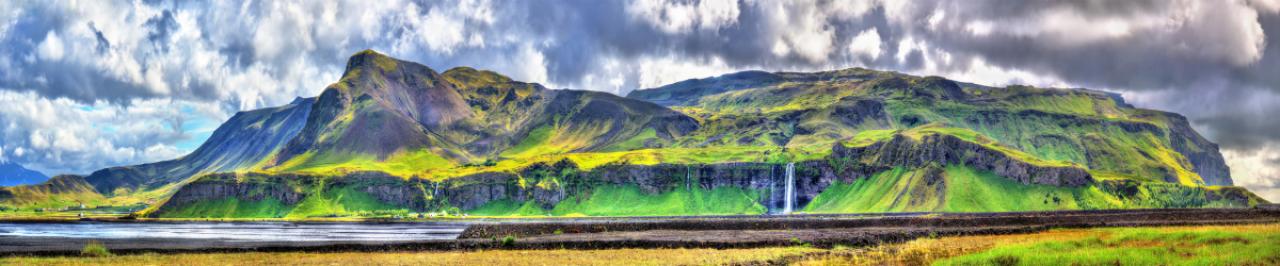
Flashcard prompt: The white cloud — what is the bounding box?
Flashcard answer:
[764,1,837,64]
[847,28,882,61]
[627,0,741,34]
[636,55,735,89]
[419,5,467,54]
[1224,146,1280,202]
[36,31,64,61]
[0,91,204,175]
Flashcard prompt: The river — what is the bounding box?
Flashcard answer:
[0,221,467,242]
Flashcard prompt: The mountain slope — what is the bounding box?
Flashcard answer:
[0,175,105,209]
[628,69,1233,186]
[264,50,698,176]
[0,162,49,187]
[84,97,313,195]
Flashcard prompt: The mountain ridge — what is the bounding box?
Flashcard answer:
[1,49,1258,217]
[0,162,49,187]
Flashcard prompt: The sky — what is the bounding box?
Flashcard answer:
[0,0,1277,201]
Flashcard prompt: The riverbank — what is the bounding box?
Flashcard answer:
[5,223,1277,266]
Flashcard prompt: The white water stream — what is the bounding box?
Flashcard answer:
[783,162,795,214]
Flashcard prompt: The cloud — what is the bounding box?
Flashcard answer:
[847,28,882,62]
[627,0,741,34]
[0,91,200,174]
[36,30,64,60]
[1224,145,1280,202]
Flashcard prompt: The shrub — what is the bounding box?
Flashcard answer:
[81,242,112,257]
[502,235,517,247]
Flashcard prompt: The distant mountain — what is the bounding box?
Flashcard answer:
[0,162,48,187]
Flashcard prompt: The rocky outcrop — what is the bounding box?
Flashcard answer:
[834,134,1094,186]
[1164,114,1233,186]
[156,173,308,210]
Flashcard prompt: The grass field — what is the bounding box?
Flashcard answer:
[0,247,819,266]
[802,165,1122,213]
[468,184,767,217]
[798,223,1280,265]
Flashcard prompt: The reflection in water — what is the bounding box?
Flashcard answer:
[0,222,467,242]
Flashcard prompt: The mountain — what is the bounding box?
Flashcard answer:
[628,68,1234,187]
[0,162,49,187]
[0,175,104,209]
[2,50,1263,217]
[262,50,697,177]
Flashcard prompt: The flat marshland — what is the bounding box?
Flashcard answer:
[3,223,1277,265]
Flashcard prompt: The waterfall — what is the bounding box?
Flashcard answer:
[783,162,795,214]
[685,166,691,191]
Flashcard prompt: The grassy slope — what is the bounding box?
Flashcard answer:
[802,164,1242,213]
[156,198,291,218]
[154,179,412,219]
[469,185,766,217]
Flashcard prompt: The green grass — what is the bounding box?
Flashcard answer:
[803,165,1124,213]
[602,128,659,151]
[156,197,291,218]
[501,125,557,158]
[468,185,766,217]
[940,165,1117,211]
[80,241,112,257]
[936,226,1280,265]
[269,148,453,178]
[802,167,915,213]
[285,184,405,218]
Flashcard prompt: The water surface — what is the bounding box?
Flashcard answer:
[0,222,467,242]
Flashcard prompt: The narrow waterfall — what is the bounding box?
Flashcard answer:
[685,166,691,191]
[783,162,795,214]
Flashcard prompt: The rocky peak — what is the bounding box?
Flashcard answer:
[344,49,399,74]
[443,67,516,89]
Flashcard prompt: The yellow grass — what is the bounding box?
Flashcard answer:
[2,247,820,266]
[796,223,1280,266]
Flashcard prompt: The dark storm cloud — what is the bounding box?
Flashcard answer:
[88,22,110,53]
[144,9,176,49]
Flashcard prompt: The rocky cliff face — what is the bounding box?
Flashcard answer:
[1163,114,1233,186]
[157,173,309,209]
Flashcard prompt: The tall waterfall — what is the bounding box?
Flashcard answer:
[685,166,691,191]
[783,162,795,214]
